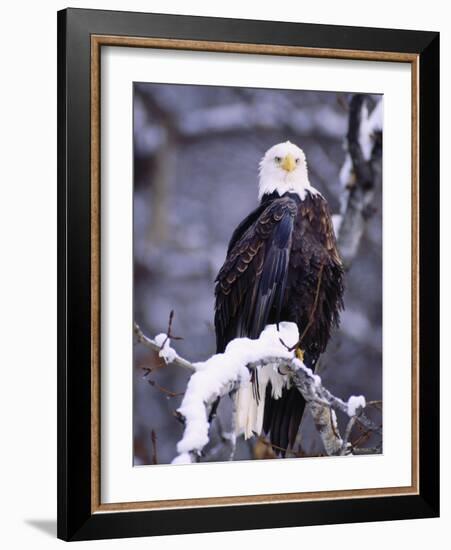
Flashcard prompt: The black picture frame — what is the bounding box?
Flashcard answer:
[57,7,439,541]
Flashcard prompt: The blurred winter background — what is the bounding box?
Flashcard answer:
[133,83,383,465]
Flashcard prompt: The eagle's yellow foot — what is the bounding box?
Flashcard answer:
[295,348,305,362]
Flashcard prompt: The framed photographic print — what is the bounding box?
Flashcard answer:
[57,7,439,541]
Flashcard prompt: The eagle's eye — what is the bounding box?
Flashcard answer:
[274,156,282,163]
[295,158,300,164]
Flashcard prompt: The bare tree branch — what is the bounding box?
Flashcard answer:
[151,429,158,465]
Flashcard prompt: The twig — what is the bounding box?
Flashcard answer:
[159,310,183,351]
[141,365,184,398]
[134,322,194,372]
[151,429,158,465]
[351,422,382,450]
[147,379,184,398]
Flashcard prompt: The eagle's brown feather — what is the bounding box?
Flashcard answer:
[214,191,344,454]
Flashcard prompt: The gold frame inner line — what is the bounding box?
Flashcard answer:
[90,35,420,514]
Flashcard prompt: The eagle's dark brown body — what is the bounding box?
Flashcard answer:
[214,190,344,454]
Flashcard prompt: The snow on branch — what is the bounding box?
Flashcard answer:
[135,322,382,463]
[335,94,383,268]
[134,321,194,372]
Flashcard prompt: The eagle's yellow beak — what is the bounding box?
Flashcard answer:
[281,153,296,172]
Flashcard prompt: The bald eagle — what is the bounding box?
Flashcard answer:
[214,141,344,456]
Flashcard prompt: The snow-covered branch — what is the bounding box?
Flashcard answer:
[335,94,383,268]
[135,322,381,463]
[134,322,194,372]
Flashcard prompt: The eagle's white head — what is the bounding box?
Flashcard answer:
[258,141,318,201]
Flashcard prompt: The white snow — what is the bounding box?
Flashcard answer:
[221,431,236,443]
[347,395,366,417]
[359,99,383,161]
[332,213,343,236]
[331,408,339,431]
[171,452,193,465]
[172,322,299,462]
[339,98,383,191]
[154,333,178,364]
[339,155,353,189]
[369,99,383,133]
[292,358,321,387]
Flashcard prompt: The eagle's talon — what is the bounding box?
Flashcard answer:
[295,348,305,362]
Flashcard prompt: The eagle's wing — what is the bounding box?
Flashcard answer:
[225,201,269,256]
[215,197,297,352]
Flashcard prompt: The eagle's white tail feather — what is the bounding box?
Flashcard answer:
[234,365,288,439]
[235,382,264,439]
